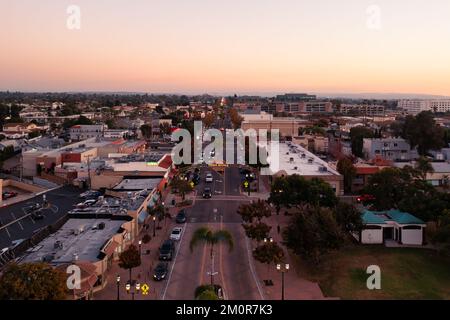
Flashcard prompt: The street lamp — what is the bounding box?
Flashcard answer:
[276,263,289,300]
[116,275,120,300]
[153,216,156,237]
[138,240,142,255]
[263,237,273,243]
[126,282,141,300]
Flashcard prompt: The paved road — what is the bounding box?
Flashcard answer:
[0,186,82,249]
[163,167,263,300]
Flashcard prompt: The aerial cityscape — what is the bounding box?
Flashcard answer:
[1,0,450,310]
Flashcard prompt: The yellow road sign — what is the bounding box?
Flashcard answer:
[141,283,149,295]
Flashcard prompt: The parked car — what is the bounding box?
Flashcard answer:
[75,199,97,208]
[170,227,183,241]
[159,240,175,261]
[205,173,213,183]
[175,210,187,224]
[153,262,169,281]
[79,190,101,200]
[357,194,376,204]
[192,174,200,185]
[2,191,18,200]
[31,211,45,220]
[202,187,212,199]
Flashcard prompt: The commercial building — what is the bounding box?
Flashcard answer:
[241,113,311,138]
[275,93,317,102]
[363,138,418,161]
[268,141,344,195]
[398,99,450,115]
[358,209,426,245]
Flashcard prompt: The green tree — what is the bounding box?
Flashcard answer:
[170,176,194,200]
[242,222,272,243]
[190,227,233,285]
[334,202,363,233]
[118,244,141,283]
[237,200,272,223]
[0,263,67,300]
[414,156,434,180]
[197,289,219,300]
[336,157,357,194]
[140,124,152,139]
[252,242,285,271]
[283,205,344,265]
[350,126,374,157]
[268,175,338,209]
[401,112,445,155]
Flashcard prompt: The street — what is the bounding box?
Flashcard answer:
[162,166,264,300]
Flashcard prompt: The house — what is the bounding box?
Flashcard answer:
[70,124,107,141]
[358,209,426,245]
[363,138,419,161]
[0,139,21,152]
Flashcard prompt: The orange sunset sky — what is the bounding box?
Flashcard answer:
[1,0,450,96]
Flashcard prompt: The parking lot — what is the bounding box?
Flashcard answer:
[0,186,83,249]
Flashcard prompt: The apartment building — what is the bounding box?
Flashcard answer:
[339,104,385,116]
[363,138,418,161]
[398,99,450,115]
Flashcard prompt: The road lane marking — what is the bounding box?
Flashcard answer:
[245,236,265,300]
[219,215,228,300]
[161,222,186,300]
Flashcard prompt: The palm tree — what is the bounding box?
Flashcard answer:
[415,156,434,180]
[190,227,234,285]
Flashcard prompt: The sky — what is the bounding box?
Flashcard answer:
[1,0,450,96]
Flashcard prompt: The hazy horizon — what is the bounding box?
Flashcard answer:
[2,0,450,96]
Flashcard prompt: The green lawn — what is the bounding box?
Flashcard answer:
[292,246,450,300]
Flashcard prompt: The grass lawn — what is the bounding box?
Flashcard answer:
[292,246,450,299]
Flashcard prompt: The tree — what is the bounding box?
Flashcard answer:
[336,157,357,194]
[237,200,271,223]
[118,244,141,283]
[283,205,344,265]
[334,202,363,233]
[0,262,67,300]
[242,222,272,243]
[140,124,152,139]
[203,112,216,128]
[252,242,285,271]
[268,175,338,210]
[228,108,243,129]
[195,285,219,300]
[190,227,233,285]
[401,112,445,155]
[350,126,374,158]
[170,176,194,200]
[159,122,172,136]
[415,156,434,180]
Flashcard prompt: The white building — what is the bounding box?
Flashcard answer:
[359,210,426,246]
[363,138,418,161]
[70,124,107,141]
[398,99,450,115]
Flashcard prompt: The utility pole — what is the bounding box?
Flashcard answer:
[86,154,93,189]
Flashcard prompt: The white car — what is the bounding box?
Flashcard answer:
[205,173,213,183]
[170,227,183,241]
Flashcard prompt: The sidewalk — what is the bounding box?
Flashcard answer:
[251,210,327,300]
[93,189,196,300]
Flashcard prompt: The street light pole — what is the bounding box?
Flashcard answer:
[116,275,120,300]
[153,216,156,237]
[276,263,289,300]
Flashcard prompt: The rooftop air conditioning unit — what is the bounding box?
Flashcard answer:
[54,241,63,250]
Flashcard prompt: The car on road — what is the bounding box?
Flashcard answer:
[31,211,45,220]
[75,199,97,208]
[153,262,169,281]
[159,239,175,261]
[175,210,187,223]
[192,173,200,185]
[79,190,101,200]
[210,150,215,157]
[2,191,18,200]
[205,173,213,183]
[202,187,212,199]
[170,227,183,241]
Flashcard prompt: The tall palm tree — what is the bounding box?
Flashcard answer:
[415,156,434,180]
[190,227,234,285]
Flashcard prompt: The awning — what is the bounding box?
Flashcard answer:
[138,209,149,224]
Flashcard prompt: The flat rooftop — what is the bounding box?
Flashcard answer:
[270,141,340,176]
[113,178,161,191]
[21,218,124,264]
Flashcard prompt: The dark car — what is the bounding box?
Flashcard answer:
[192,174,200,185]
[202,187,212,199]
[153,262,169,281]
[79,190,101,200]
[31,211,45,220]
[2,191,18,200]
[159,240,175,261]
[176,210,187,223]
